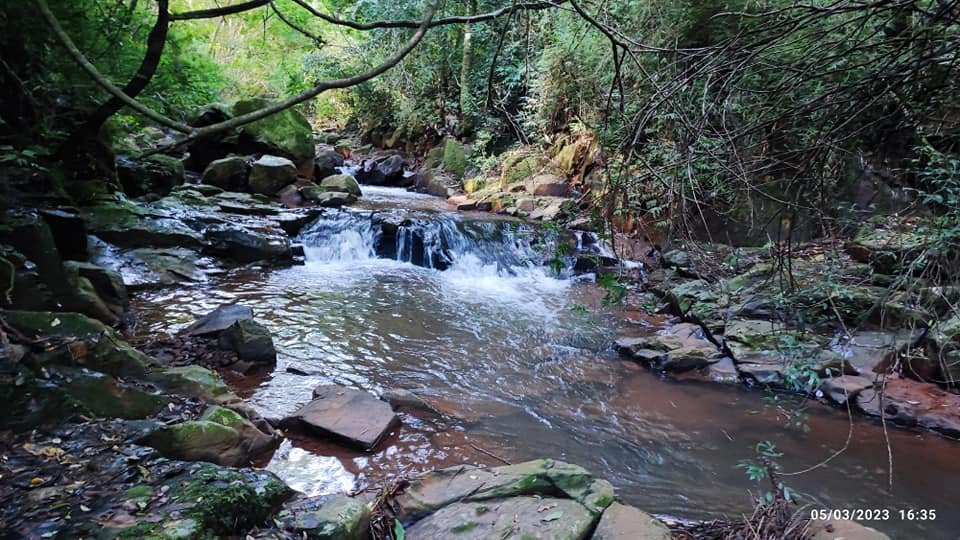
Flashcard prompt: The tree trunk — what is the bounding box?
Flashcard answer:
[458,0,478,135]
[59,0,171,158]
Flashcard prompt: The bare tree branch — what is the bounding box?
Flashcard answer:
[170,0,270,21]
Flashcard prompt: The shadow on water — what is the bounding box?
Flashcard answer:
[134,188,959,538]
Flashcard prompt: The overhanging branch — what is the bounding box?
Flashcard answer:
[170,0,271,21]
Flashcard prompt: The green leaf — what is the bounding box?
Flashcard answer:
[393,519,405,540]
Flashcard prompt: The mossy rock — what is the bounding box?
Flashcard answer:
[442,139,467,179]
[2,310,153,377]
[60,367,165,419]
[500,154,545,190]
[278,495,371,540]
[425,145,445,169]
[318,174,362,197]
[147,365,231,402]
[114,463,292,539]
[233,98,314,166]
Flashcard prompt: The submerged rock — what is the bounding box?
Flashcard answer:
[281,385,399,451]
[593,502,671,540]
[382,388,440,416]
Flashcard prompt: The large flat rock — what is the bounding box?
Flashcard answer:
[184,304,254,336]
[404,497,595,540]
[592,502,671,540]
[282,385,399,451]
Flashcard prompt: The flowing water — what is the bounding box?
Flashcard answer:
[134,186,959,538]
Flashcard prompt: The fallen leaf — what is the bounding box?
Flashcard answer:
[541,511,563,522]
[29,477,44,487]
[80,504,91,512]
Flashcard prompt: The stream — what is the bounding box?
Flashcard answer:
[133,186,958,538]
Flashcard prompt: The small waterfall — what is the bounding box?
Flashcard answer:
[298,211,380,262]
[298,209,560,274]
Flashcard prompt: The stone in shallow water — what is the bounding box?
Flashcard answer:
[282,385,399,451]
[820,375,873,405]
[592,502,671,540]
[856,376,960,437]
[217,319,277,364]
[184,304,254,336]
[277,495,370,540]
[404,497,595,540]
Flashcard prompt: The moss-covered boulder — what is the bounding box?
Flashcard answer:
[404,496,596,540]
[2,311,153,377]
[318,174,362,197]
[113,463,293,539]
[397,459,614,521]
[500,152,545,190]
[142,405,278,466]
[79,197,204,249]
[277,495,371,540]
[147,365,232,402]
[234,98,315,168]
[217,319,277,365]
[442,139,467,179]
[59,367,165,419]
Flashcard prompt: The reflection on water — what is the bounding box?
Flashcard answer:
[132,189,959,538]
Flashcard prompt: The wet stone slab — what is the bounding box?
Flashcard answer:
[281,385,399,451]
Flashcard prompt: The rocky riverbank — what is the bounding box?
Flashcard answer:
[0,117,917,538]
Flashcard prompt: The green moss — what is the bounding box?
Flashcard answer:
[443,139,467,179]
[173,467,291,535]
[451,521,479,533]
[125,484,155,502]
[233,98,314,164]
[200,405,245,429]
[117,520,163,539]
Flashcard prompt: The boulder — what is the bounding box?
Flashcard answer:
[201,156,250,191]
[233,98,315,167]
[833,330,922,375]
[313,149,345,180]
[404,497,595,540]
[59,367,164,419]
[529,198,576,222]
[593,503,671,540]
[397,459,614,520]
[500,153,544,190]
[248,155,298,195]
[355,155,406,185]
[281,385,399,451]
[38,208,87,260]
[2,311,152,377]
[217,319,277,365]
[616,323,722,372]
[705,356,740,383]
[442,139,466,179]
[526,173,570,197]
[276,495,371,540]
[205,223,292,263]
[300,188,357,208]
[142,405,278,466]
[116,154,185,197]
[318,174,362,197]
[516,198,537,213]
[184,304,254,336]
[63,261,127,314]
[107,462,292,538]
[857,376,960,437]
[148,365,232,402]
[820,375,873,405]
[80,198,204,249]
